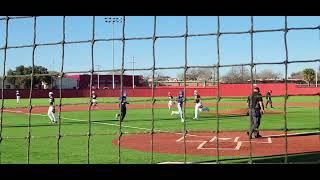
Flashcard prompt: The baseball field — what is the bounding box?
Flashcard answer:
[0,95,319,164]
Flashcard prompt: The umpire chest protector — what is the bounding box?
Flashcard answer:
[249,92,262,109]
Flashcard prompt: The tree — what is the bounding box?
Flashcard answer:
[177,68,214,81]
[256,69,282,80]
[221,66,251,83]
[6,65,52,89]
[303,68,315,87]
[290,71,304,79]
[143,71,168,86]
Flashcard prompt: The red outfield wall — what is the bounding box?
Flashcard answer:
[2,83,319,99]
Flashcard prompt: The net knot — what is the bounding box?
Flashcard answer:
[57,134,62,140]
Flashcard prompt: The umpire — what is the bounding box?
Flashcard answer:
[247,87,265,139]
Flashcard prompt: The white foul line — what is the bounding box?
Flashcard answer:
[234,136,240,142]
[4,109,218,139]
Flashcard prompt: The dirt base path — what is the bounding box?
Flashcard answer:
[113,131,320,157]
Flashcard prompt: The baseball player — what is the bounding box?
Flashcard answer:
[168,92,174,110]
[91,91,97,107]
[171,90,184,122]
[247,87,265,139]
[48,92,58,124]
[116,92,129,122]
[193,90,202,120]
[16,90,20,104]
[265,90,273,108]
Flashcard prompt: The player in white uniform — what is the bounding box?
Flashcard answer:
[192,90,210,119]
[48,92,58,124]
[16,90,20,104]
[168,92,174,110]
[91,91,97,106]
[193,90,202,120]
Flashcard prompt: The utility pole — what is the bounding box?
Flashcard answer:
[128,57,136,89]
[95,65,101,89]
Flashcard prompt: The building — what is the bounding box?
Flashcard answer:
[64,74,146,89]
[52,77,78,89]
[247,78,307,84]
[0,78,15,89]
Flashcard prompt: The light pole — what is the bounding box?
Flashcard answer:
[51,59,54,89]
[105,17,123,89]
[316,62,319,87]
[95,65,101,89]
[254,65,257,84]
[128,56,136,89]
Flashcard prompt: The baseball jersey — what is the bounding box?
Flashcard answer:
[92,93,97,99]
[194,94,201,103]
[49,97,55,106]
[16,92,20,97]
[168,95,173,101]
[177,95,184,106]
[248,92,263,109]
[119,96,128,108]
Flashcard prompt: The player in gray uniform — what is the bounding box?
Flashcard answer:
[171,91,185,122]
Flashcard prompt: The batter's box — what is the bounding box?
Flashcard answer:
[176,135,213,143]
[197,136,242,150]
[236,136,272,144]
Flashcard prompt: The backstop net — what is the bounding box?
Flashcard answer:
[0,16,319,164]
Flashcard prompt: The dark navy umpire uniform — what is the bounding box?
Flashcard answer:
[247,88,264,139]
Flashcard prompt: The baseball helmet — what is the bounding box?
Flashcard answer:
[179,90,184,95]
[49,92,53,95]
[254,87,260,92]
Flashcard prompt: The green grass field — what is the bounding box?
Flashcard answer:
[0,96,319,164]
